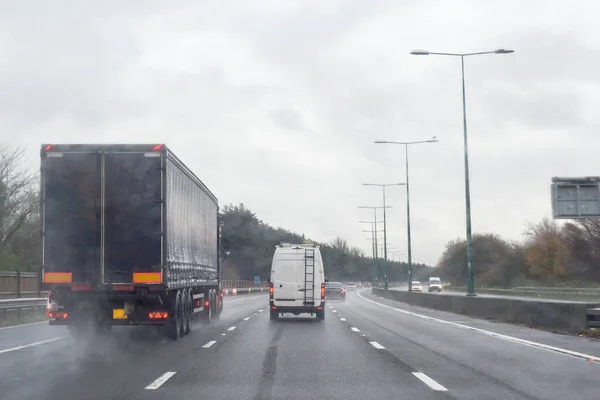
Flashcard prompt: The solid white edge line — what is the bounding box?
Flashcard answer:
[227,326,236,331]
[202,340,217,348]
[358,291,600,363]
[370,341,385,349]
[145,371,177,390]
[0,337,64,355]
[412,372,448,391]
[0,321,47,331]
[350,327,360,332]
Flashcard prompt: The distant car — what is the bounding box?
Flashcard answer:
[411,281,422,292]
[428,277,442,292]
[363,282,371,288]
[325,282,346,301]
[346,282,357,291]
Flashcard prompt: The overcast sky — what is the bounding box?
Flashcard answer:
[2,0,600,265]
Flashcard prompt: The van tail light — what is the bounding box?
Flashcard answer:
[269,282,274,300]
[321,283,325,300]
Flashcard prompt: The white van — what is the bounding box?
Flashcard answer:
[269,243,326,321]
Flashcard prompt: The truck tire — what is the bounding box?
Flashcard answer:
[201,291,212,324]
[183,289,191,335]
[212,291,221,321]
[167,291,182,341]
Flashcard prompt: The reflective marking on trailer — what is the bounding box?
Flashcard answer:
[145,372,177,390]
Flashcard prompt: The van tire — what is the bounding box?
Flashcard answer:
[316,310,325,321]
[269,309,278,321]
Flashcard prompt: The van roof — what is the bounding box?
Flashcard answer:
[277,243,319,249]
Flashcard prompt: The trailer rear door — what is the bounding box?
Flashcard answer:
[42,152,101,283]
[103,152,163,284]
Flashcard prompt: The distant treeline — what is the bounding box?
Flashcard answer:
[220,203,431,282]
[432,218,600,288]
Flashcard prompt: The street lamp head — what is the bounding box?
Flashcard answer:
[410,49,430,55]
[495,49,514,54]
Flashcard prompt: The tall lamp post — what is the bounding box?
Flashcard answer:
[359,205,391,286]
[359,220,384,284]
[410,48,514,296]
[362,183,405,289]
[374,138,437,291]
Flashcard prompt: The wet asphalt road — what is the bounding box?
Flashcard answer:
[0,290,598,400]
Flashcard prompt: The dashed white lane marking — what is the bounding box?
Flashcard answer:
[227,326,236,331]
[357,291,600,363]
[258,309,264,312]
[350,327,360,332]
[202,340,217,348]
[340,318,346,321]
[0,337,64,355]
[243,317,250,321]
[221,333,226,336]
[370,341,385,349]
[145,372,177,390]
[412,372,448,391]
[332,310,337,313]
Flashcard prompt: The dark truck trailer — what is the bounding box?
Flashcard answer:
[40,144,225,340]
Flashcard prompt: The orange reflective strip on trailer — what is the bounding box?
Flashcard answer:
[43,272,72,283]
[132,272,162,284]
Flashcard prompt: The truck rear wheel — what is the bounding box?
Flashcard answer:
[167,292,182,341]
[201,291,212,324]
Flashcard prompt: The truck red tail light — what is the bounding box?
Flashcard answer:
[269,282,274,300]
[321,283,325,300]
[48,311,68,319]
[340,289,345,295]
[204,300,210,308]
[148,311,168,319]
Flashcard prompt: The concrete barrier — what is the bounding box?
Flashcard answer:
[372,288,600,331]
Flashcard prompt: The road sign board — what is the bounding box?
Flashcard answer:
[551,177,600,219]
[253,276,260,284]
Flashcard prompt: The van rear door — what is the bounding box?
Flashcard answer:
[272,249,301,306]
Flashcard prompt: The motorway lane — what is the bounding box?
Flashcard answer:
[338,290,599,400]
[0,294,268,400]
[142,305,437,400]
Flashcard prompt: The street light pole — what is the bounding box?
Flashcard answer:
[361,184,404,290]
[373,140,437,291]
[359,219,384,284]
[359,206,391,286]
[410,48,514,296]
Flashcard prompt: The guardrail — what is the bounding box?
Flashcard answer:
[0,285,266,321]
[0,298,47,320]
